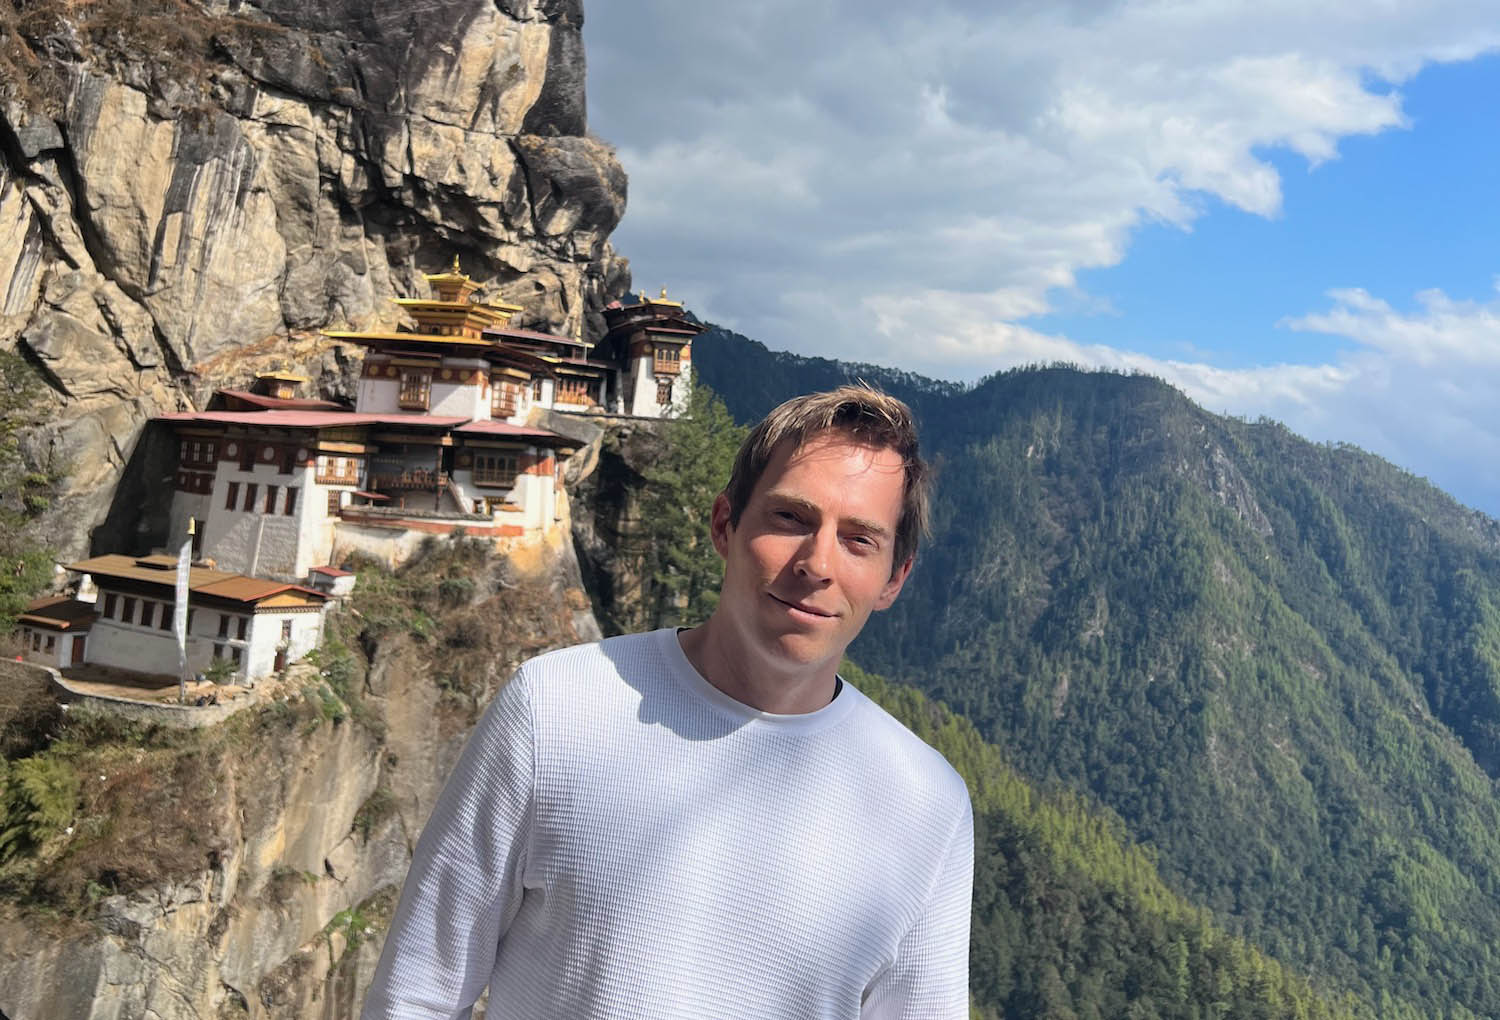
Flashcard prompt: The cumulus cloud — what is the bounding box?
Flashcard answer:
[583,1,1500,509]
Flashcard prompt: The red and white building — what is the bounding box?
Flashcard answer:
[155,263,712,580]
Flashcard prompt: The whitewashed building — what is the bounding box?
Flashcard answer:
[15,596,96,669]
[39,555,331,683]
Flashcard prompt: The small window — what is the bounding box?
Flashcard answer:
[281,619,293,642]
[473,452,520,487]
[226,481,239,510]
[218,613,230,639]
[159,605,173,632]
[532,378,543,400]
[243,483,258,512]
[327,490,343,515]
[657,379,673,405]
[103,593,117,618]
[121,597,136,625]
[44,635,54,653]
[231,647,243,667]
[213,642,224,661]
[264,484,278,513]
[206,442,216,461]
[31,632,40,651]
[491,379,518,418]
[284,487,298,516]
[236,616,247,641]
[398,370,431,410]
[179,440,189,460]
[139,602,155,629]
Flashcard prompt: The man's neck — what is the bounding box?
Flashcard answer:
[676,619,840,715]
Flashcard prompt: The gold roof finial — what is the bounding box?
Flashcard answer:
[659,286,668,299]
[452,254,462,274]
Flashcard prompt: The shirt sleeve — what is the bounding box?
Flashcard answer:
[361,667,537,1020]
[861,794,975,1020]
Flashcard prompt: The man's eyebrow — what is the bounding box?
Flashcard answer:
[763,491,892,538]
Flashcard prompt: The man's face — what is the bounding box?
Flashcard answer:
[710,430,912,682]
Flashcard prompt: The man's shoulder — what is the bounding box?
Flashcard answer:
[512,630,670,701]
[519,631,653,675]
[842,684,972,813]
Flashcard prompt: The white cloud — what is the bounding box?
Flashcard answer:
[583,1,1500,509]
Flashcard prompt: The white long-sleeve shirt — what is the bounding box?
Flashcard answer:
[363,628,973,1019]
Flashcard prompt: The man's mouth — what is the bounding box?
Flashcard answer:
[768,593,836,618]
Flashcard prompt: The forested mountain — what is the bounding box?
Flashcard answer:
[694,330,1500,1018]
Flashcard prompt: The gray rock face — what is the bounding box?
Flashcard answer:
[0,0,629,561]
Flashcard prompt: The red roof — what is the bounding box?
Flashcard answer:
[18,595,98,631]
[454,421,569,442]
[309,565,354,577]
[215,389,347,411]
[158,410,470,429]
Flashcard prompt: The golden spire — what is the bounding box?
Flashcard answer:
[660,286,669,299]
[452,254,461,274]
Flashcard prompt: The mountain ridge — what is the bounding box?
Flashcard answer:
[694,328,1500,1017]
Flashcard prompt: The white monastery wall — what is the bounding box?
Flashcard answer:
[203,460,317,579]
[627,356,656,417]
[242,610,324,681]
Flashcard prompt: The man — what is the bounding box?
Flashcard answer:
[364,386,973,1019]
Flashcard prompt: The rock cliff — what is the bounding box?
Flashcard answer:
[0,527,600,1019]
[0,0,629,562]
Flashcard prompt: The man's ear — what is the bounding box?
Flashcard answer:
[875,556,913,611]
[709,491,732,560]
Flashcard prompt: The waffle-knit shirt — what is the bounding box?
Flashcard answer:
[362,628,973,1019]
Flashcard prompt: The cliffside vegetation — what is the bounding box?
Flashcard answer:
[855,661,1393,1020]
[695,333,1500,1018]
[0,349,58,632]
[0,0,265,114]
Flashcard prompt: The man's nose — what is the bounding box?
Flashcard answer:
[795,526,836,583]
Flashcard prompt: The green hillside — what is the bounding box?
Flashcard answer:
[694,333,1500,1017]
[856,660,1392,1020]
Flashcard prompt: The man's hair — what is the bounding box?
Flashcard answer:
[723,385,930,568]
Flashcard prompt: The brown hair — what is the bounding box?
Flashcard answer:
[723,385,930,569]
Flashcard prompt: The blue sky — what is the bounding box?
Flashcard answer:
[1037,56,1500,370]
[584,4,1500,513]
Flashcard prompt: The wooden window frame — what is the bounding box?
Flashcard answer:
[472,452,520,488]
[284,487,298,516]
[398,370,432,411]
[226,481,239,510]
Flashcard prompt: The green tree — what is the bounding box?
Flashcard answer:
[638,374,746,628]
[0,349,55,631]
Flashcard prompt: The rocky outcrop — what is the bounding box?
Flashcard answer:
[0,530,599,1019]
[0,0,630,562]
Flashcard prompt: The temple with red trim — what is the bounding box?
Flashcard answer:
[157,261,706,580]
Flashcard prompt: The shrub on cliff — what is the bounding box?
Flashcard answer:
[0,350,56,631]
[0,755,79,862]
